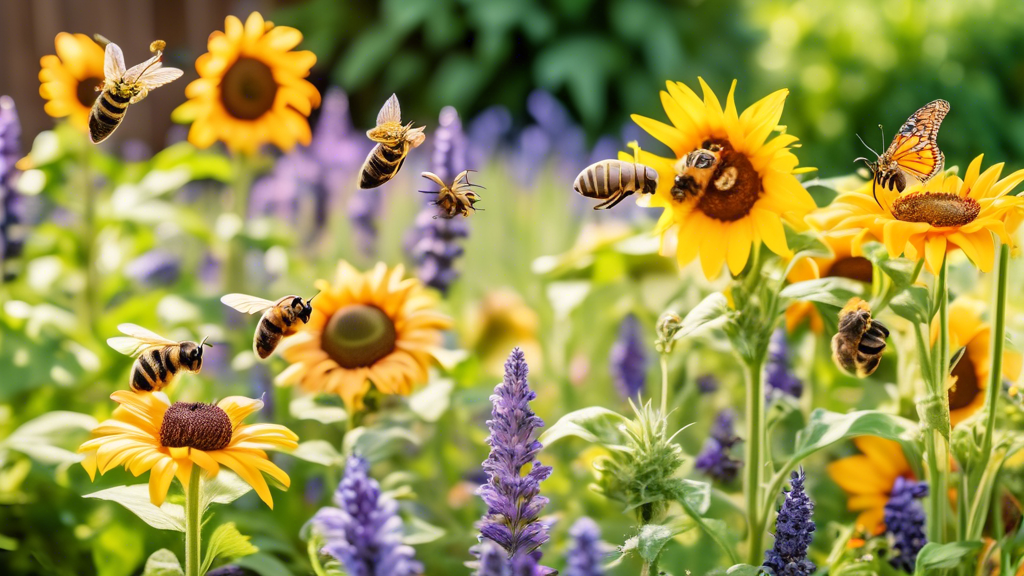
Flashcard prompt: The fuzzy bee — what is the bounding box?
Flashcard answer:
[573,145,658,210]
[831,298,890,378]
[670,143,723,201]
[221,293,315,359]
[88,39,183,144]
[107,324,210,392]
[419,170,483,219]
[358,94,426,189]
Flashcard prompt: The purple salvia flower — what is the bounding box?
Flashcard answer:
[206,566,248,576]
[696,374,719,395]
[695,409,742,483]
[763,469,816,576]
[767,329,803,399]
[467,106,512,168]
[313,456,423,576]
[1,96,24,280]
[125,249,180,287]
[884,477,928,572]
[566,517,604,576]
[477,348,553,561]
[432,106,467,183]
[610,314,647,399]
[474,539,510,576]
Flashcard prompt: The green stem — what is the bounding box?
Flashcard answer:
[659,354,670,415]
[744,352,767,565]
[926,255,951,545]
[981,243,1009,459]
[184,464,202,576]
[307,536,329,576]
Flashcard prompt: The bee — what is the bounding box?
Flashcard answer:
[573,142,659,210]
[107,324,211,392]
[671,143,723,201]
[88,39,183,144]
[358,94,426,189]
[831,298,890,378]
[221,293,315,359]
[419,170,483,218]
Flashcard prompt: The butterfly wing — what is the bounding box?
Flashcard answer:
[107,323,178,357]
[883,99,949,183]
[221,293,276,315]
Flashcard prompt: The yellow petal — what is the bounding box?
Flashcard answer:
[751,208,790,257]
[148,457,177,506]
[630,114,688,156]
[726,219,753,276]
[699,220,727,279]
[697,77,725,136]
[924,235,947,274]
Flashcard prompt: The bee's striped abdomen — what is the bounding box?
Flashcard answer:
[255,311,285,359]
[89,90,131,143]
[574,160,639,210]
[359,142,408,189]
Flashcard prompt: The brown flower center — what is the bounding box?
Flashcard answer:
[77,77,104,108]
[220,57,278,120]
[891,192,980,228]
[827,256,873,283]
[321,304,397,369]
[948,353,980,411]
[160,402,233,451]
[695,139,762,222]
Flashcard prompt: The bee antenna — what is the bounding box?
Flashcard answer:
[307,290,320,304]
[855,133,880,157]
[200,336,212,348]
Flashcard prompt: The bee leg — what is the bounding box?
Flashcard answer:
[593,194,621,210]
[602,191,632,210]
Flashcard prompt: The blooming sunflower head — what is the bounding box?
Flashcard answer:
[38,33,106,131]
[827,436,913,534]
[277,261,453,411]
[79,391,298,508]
[627,78,816,279]
[810,155,1024,273]
[172,12,321,154]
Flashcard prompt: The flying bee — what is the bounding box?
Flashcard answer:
[107,324,211,392]
[671,143,723,201]
[358,94,426,189]
[419,170,483,219]
[831,298,890,378]
[221,293,315,359]
[88,39,183,144]
[573,142,659,210]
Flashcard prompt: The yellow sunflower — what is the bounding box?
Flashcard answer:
[277,261,452,410]
[785,232,876,333]
[172,12,321,154]
[626,78,816,279]
[827,436,914,534]
[38,32,105,131]
[463,289,542,376]
[79,390,297,508]
[809,155,1024,273]
[929,298,1023,427]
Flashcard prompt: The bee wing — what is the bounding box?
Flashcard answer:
[138,67,183,89]
[107,323,177,357]
[376,94,401,126]
[221,293,276,315]
[124,53,163,83]
[104,42,126,81]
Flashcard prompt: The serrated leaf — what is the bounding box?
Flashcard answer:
[890,285,931,324]
[142,549,183,576]
[671,292,730,341]
[790,409,917,464]
[538,407,629,448]
[291,440,345,467]
[83,485,185,532]
[403,516,446,545]
[200,523,258,575]
[913,541,982,574]
[779,277,866,308]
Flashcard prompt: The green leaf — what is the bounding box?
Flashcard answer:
[671,292,730,341]
[890,285,932,324]
[859,242,919,289]
[142,549,183,576]
[93,522,145,576]
[201,523,258,575]
[677,481,741,565]
[790,409,918,464]
[725,565,762,576]
[290,395,348,425]
[201,471,254,510]
[408,378,454,422]
[779,277,866,308]
[83,485,185,532]
[291,440,346,467]
[537,407,628,448]
[343,426,421,462]
[1,410,97,465]
[403,516,446,545]
[913,541,983,574]
[234,553,294,576]
[620,521,690,563]
[679,479,711,516]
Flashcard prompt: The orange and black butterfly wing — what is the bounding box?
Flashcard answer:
[881,99,950,189]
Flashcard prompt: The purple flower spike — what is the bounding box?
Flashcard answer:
[767,329,803,400]
[763,469,816,576]
[695,409,742,483]
[610,314,647,400]
[1,95,24,279]
[884,477,928,572]
[313,456,422,576]
[566,517,604,576]
[477,348,552,562]
[696,374,719,395]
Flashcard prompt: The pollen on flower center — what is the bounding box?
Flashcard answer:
[891,192,980,228]
[695,139,762,221]
[77,77,104,108]
[321,304,397,369]
[159,402,233,451]
[949,354,980,410]
[220,57,278,120]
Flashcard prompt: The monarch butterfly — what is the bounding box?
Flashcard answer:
[856,99,950,208]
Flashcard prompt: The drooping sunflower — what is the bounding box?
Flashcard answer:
[827,436,914,534]
[277,261,452,410]
[172,12,321,154]
[79,390,297,508]
[785,232,876,333]
[38,33,105,131]
[928,298,1023,427]
[810,155,1024,273]
[626,78,816,279]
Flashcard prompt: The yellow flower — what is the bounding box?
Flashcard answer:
[278,262,452,410]
[79,391,297,508]
[785,232,876,333]
[627,78,816,279]
[930,298,1023,427]
[172,12,321,154]
[810,155,1024,273]
[38,33,106,131]
[464,289,542,376]
[827,436,914,534]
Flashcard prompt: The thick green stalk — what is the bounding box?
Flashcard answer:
[659,354,670,415]
[981,243,1009,459]
[925,255,951,544]
[744,352,767,565]
[184,464,203,576]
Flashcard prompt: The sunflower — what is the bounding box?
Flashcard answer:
[277,261,452,410]
[464,289,542,376]
[172,12,320,154]
[929,298,1023,427]
[79,390,297,508]
[827,436,914,534]
[38,33,105,131]
[626,78,816,279]
[785,232,876,333]
[809,155,1024,273]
